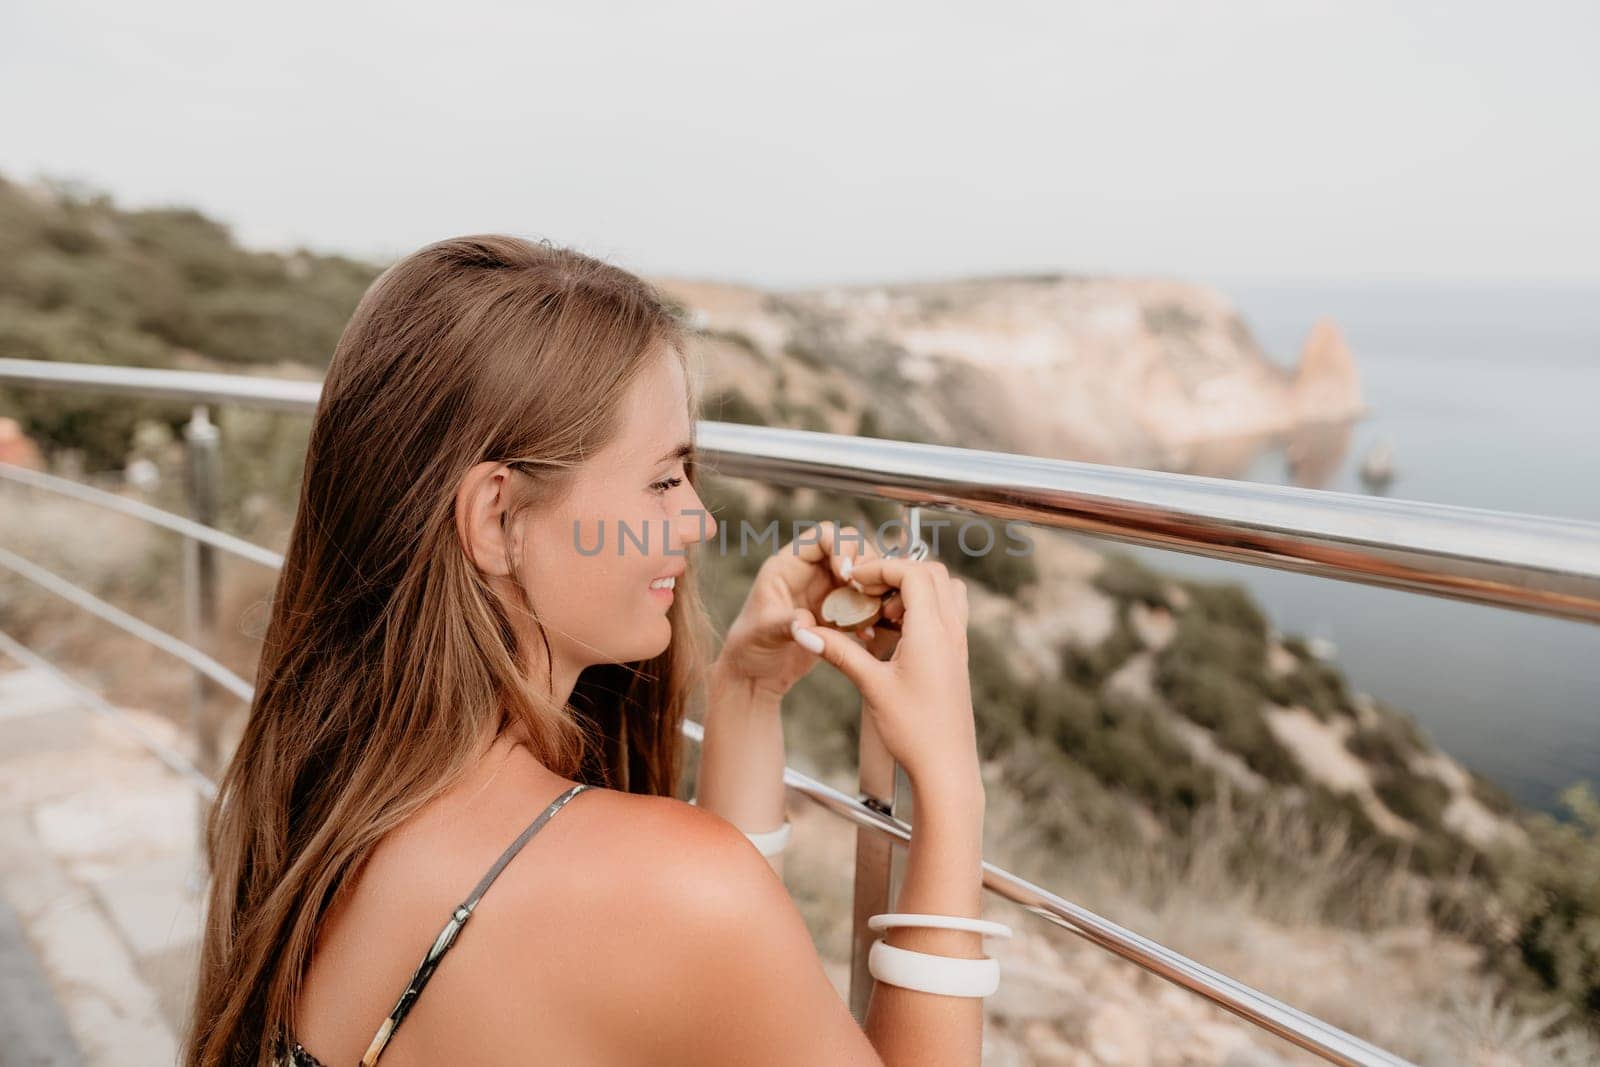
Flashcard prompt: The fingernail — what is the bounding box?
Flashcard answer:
[840,554,853,579]
[791,622,824,654]
[862,625,875,639]
[849,578,864,593]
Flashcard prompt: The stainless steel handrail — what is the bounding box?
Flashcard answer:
[0,628,218,801]
[0,461,285,568]
[0,357,321,413]
[25,356,1589,1063]
[694,424,1600,625]
[5,356,1597,624]
[0,579,1413,1067]
[1,441,1413,1062]
[683,720,1412,1066]
[0,545,255,703]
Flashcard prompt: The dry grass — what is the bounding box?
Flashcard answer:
[973,760,1600,1065]
[5,474,1596,1065]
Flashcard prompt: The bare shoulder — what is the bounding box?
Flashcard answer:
[581,786,770,891]
[543,786,789,933]
[480,788,883,1066]
[590,790,881,1066]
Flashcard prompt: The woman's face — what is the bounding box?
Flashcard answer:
[515,348,714,672]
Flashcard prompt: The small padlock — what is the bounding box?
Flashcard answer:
[817,538,929,632]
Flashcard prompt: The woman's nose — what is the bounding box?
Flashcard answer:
[678,486,716,545]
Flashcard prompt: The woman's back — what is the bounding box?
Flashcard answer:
[292,738,687,1066]
[291,731,896,1067]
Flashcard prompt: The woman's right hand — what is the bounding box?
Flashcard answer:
[792,557,981,797]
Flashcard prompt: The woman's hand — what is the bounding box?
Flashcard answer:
[790,556,979,793]
[715,521,885,703]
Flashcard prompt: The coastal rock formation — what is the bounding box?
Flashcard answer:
[654,274,1365,468]
[1291,317,1363,424]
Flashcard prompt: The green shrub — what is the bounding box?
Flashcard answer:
[1157,658,1299,784]
[1091,551,1168,606]
[944,516,1038,596]
[776,398,830,432]
[1166,607,1268,675]
[1304,782,1485,881]
[1372,699,1432,751]
[1023,678,1098,752]
[0,308,186,471]
[1373,771,1451,832]
[0,178,375,469]
[1344,722,1416,772]
[1499,784,1600,1021]
[1084,693,1216,812]
[704,385,764,428]
[968,626,1032,758]
[1303,784,1381,847]
[1266,653,1353,721]
[1017,681,1213,814]
[1180,577,1270,640]
[1059,607,1141,690]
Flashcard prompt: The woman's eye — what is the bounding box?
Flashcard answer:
[650,476,685,495]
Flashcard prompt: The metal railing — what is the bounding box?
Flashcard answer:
[6,356,1599,1065]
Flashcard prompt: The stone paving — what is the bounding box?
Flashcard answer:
[0,662,202,1066]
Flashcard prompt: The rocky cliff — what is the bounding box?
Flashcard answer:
[653,273,1364,468]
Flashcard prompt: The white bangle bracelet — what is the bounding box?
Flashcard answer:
[868,939,1000,998]
[687,796,792,857]
[743,819,792,857]
[868,913,1013,940]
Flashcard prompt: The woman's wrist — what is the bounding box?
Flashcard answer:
[709,653,786,712]
[905,763,986,826]
[698,654,790,858]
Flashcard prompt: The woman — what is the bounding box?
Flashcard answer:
[186,234,991,1066]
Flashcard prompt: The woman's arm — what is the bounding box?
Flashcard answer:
[693,656,790,877]
[640,799,985,1066]
[695,521,882,877]
[862,775,987,1065]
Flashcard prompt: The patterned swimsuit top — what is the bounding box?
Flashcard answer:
[279,782,592,1067]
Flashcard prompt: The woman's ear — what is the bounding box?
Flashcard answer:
[456,461,516,577]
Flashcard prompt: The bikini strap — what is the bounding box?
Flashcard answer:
[357,782,591,1066]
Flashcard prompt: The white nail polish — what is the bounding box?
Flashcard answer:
[791,623,824,654]
[849,578,864,593]
[840,554,853,579]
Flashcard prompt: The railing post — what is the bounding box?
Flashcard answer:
[847,506,921,1023]
[182,404,222,867]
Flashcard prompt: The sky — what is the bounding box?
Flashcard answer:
[2,0,1597,288]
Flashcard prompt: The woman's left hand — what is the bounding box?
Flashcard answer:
[715,521,882,702]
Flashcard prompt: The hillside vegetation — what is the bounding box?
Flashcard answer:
[1,173,1595,1062]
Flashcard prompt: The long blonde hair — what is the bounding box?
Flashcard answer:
[186,235,714,1066]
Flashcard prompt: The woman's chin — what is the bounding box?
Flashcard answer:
[619,614,673,662]
[647,614,674,656]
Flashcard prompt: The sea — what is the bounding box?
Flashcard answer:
[1122,280,1599,815]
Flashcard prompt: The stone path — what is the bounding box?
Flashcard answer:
[0,662,202,1066]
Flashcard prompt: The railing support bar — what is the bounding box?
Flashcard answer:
[847,506,921,1022]
[183,405,223,868]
